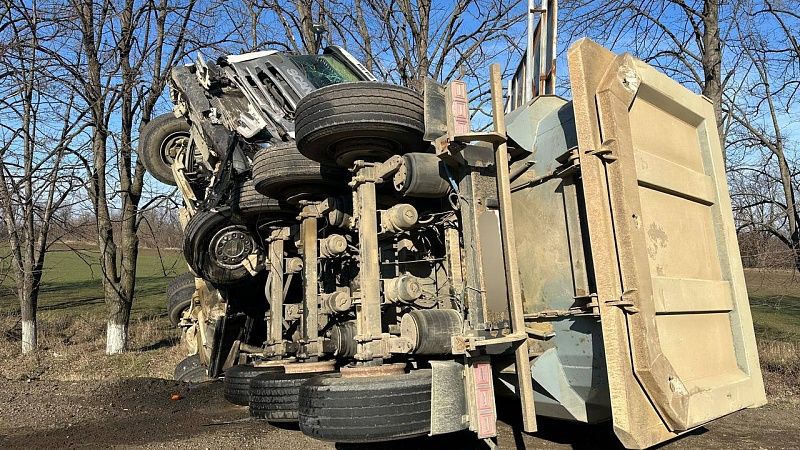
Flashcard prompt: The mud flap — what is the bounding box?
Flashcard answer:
[568,39,766,449]
[429,360,468,435]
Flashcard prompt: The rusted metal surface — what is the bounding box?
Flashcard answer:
[340,362,406,378]
[351,164,384,361]
[300,205,321,359]
[253,358,296,368]
[266,228,288,354]
[567,38,765,449]
[443,226,464,300]
[457,162,489,331]
[283,360,336,374]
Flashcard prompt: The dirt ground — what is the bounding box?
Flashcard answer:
[0,377,797,450]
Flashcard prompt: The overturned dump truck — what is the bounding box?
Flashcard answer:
[141,37,765,449]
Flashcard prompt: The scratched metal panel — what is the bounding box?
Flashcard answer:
[509,95,610,423]
[567,39,766,449]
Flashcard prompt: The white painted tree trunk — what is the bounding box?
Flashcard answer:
[106,321,128,354]
[21,320,36,354]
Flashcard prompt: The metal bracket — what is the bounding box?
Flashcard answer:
[524,292,601,319]
[266,227,291,243]
[586,139,618,162]
[510,147,581,192]
[452,131,507,145]
[606,288,640,314]
[462,333,527,352]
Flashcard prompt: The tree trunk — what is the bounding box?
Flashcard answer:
[774,132,799,273]
[701,0,725,148]
[107,191,141,355]
[105,287,131,354]
[20,288,37,354]
[100,280,131,354]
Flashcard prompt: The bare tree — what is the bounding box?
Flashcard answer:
[559,0,799,270]
[332,0,525,92]
[0,0,86,353]
[560,0,733,146]
[50,0,199,353]
[725,1,800,269]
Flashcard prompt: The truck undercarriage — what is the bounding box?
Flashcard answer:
[144,34,765,449]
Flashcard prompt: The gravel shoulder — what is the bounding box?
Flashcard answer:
[0,377,797,449]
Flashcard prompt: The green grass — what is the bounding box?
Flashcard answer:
[744,269,800,344]
[0,244,184,318]
[0,244,186,381]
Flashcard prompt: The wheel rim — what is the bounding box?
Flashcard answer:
[330,138,398,167]
[159,131,190,166]
[208,225,256,269]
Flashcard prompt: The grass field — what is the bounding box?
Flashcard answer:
[0,244,185,317]
[744,270,800,343]
[0,245,186,381]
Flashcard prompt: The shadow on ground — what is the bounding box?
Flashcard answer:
[0,377,796,450]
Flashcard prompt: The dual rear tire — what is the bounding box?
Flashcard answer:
[298,370,433,443]
[249,371,333,422]
[222,364,433,443]
[223,364,279,405]
[252,141,349,204]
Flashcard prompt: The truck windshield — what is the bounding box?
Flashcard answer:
[288,55,360,88]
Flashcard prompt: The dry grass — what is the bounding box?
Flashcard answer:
[0,247,187,382]
[743,269,800,400]
[0,311,184,382]
[758,339,800,400]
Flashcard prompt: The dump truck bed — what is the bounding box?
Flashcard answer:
[507,39,765,449]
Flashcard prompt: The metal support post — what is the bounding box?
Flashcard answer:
[352,163,383,362]
[266,228,288,356]
[489,63,538,432]
[300,206,321,359]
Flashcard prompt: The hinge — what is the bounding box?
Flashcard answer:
[524,292,600,319]
[605,288,639,314]
[524,288,639,320]
[586,139,618,163]
[510,147,581,192]
[555,147,581,177]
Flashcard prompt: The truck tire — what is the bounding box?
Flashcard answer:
[139,113,190,186]
[166,272,196,327]
[251,141,349,203]
[249,371,332,422]
[223,364,280,405]
[294,82,425,167]
[298,369,432,442]
[183,209,260,285]
[174,354,210,383]
[233,178,294,220]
